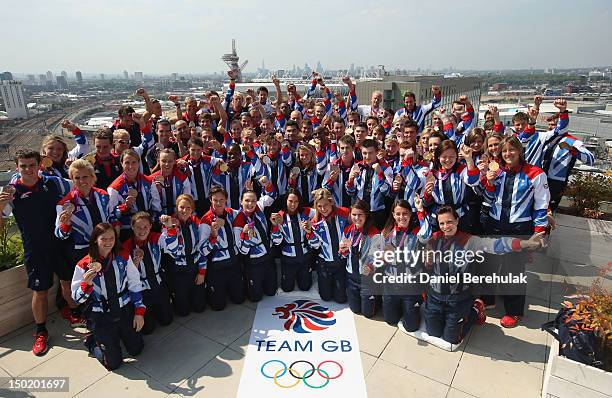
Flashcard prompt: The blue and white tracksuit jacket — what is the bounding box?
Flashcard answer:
[392,158,429,211]
[200,208,240,263]
[423,164,481,219]
[233,188,277,259]
[262,148,292,197]
[161,216,208,275]
[481,163,550,233]
[211,152,266,209]
[443,106,476,147]
[108,173,162,230]
[340,225,383,277]
[322,159,355,206]
[55,188,117,250]
[394,93,442,132]
[271,208,318,257]
[494,111,569,168]
[346,161,394,212]
[71,252,145,316]
[122,233,170,291]
[309,207,352,263]
[543,134,594,183]
[150,168,192,216]
[184,155,222,204]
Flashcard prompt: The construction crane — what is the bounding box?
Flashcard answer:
[221,39,248,82]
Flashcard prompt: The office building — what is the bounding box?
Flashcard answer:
[46,71,53,82]
[0,80,28,119]
[76,71,82,83]
[0,72,13,81]
[56,75,68,90]
[124,70,129,79]
[134,71,143,80]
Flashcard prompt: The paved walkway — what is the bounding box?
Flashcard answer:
[0,214,609,398]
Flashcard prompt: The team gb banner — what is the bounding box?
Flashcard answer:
[237,291,367,397]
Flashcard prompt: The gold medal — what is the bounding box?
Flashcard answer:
[41,156,53,168]
[127,187,138,198]
[89,262,102,273]
[219,163,228,172]
[84,153,96,165]
[2,185,16,196]
[423,152,433,161]
[489,160,500,172]
[558,141,571,150]
[133,248,144,261]
[63,202,75,213]
[154,175,165,184]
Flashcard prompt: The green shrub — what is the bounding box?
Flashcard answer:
[0,217,24,271]
[567,172,612,219]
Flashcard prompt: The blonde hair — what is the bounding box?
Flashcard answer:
[68,159,96,180]
[312,188,334,218]
[113,129,130,140]
[41,135,68,164]
[176,194,195,210]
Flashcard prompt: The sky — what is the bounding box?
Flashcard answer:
[1,0,611,75]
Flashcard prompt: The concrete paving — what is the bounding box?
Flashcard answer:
[0,214,609,398]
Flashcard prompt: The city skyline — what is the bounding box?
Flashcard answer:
[2,0,612,74]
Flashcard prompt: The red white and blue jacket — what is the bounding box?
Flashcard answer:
[200,208,240,263]
[262,148,292,196]
[543,134,594,183]
[392,157,429,211]
[71,252,145,316]
[494,111,569,168]
[346,161,394,212]
[271,208,318,257]
[394,92,442,132]
[340,225,383,276]
[162,216,208,275]
[150,167,191,216]
[211,150,266,210]
[233,188,277,259]
[443,106,476,147]
[183,154,222,204]
[423,164,481,219]
[108,173,162,229]
[322,158,355,207]
[55,188,117,250]
[122,233,171,291]
[481,163,550,233]
[309,206,351,263]
[288,165,320,205]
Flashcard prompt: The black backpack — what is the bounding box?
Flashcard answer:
[542,306,605,369]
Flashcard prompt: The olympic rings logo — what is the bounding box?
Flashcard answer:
[260,359,344,389]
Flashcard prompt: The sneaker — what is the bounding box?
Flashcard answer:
[500,315,521,328]
[32,331,49,356]
[474,299,487,325]
[60,306,71,321]
[69,314,87,328]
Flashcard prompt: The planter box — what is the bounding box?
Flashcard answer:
[543,340,612,398]
[0,265,58,338]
